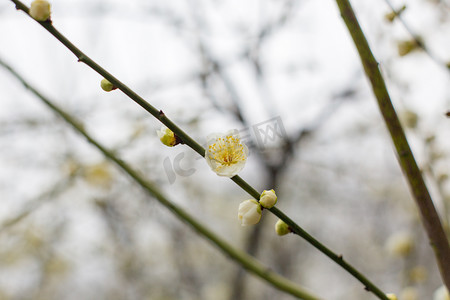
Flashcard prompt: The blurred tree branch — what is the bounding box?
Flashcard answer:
[336,0,450,291]
[6,1,393,298]
[95,198,155,299]
[383,0,450,74]
[0,56,320,300]
[0,175,76,234]
[197,41,361,299]
[423,137,450,235]
[191,4,363,298]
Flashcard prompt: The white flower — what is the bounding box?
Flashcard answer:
[260,189,277,208]
[30,0,51,21]
[157,126,176,147]
[238,199,261,226]
[275,219,290,236]
[205,130,248,177]
[434,286,450,300]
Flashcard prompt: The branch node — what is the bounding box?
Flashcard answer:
[174,134,184,145]
[77,55,87,63]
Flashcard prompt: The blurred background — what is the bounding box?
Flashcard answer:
[0,0,449,299]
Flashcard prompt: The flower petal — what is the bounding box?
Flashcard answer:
[205,129,248,177]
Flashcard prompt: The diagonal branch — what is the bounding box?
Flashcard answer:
[7,2,390,298]
[335,0,450,291]
[0,56,320,300]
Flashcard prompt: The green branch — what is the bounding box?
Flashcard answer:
[0,56,320,300]
[8,1,390,298]
[335,0,450,291]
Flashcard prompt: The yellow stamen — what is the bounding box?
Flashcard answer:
[209,134,246,166]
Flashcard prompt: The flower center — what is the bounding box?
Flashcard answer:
[208,135,246,166]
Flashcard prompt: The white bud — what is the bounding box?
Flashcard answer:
[259,189,277,208]
[30,0,51,21]
[238,199,261,226]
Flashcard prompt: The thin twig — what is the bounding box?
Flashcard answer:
[0,56,320,300]
[336,0,450,291]
[7,2,390,298]
[382,0,450,74]
[0,175,75,233]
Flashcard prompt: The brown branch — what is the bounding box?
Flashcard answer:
[335,0,450,290]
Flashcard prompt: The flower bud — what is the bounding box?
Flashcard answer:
[385,12,396,23]
[157,126,176,147]
[398,39,421,57]
[400,110,418,129]
[100,78,116,92]
[30,0,51,21]
[275,219,290,236]
[238,199,261,226]
[384,5,406,22]
[386,294,397,300]
[259,189,277,208]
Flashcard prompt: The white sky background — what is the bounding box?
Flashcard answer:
[0,0,449,299]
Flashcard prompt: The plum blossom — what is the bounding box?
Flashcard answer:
[205,130,248,177]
